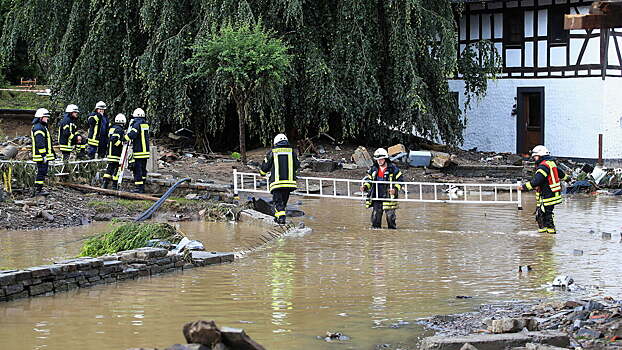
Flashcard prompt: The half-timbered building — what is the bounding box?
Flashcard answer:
[450,0,622,164]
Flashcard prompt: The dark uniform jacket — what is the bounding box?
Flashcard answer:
[363,162,404,209]
[124,117,150,159]
[58,113,78,152]
[31,118,54,162]
[107,124,126,162]
[522,156,569,207]
[259,141,300,192]
[87,112,109,147]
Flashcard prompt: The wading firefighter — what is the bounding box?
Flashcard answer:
[102,113,127,190]
[259,133,300,224]
[518,145,569,234]
[124,108,150,193]
[360,148,404,229]
[86,101,110,159]
[58,104,86,160]
[31,108,55,196]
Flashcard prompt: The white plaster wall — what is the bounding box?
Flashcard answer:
[448,78,613,159]
[603,79,622,160]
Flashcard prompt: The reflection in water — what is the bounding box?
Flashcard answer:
[0,196,620,350]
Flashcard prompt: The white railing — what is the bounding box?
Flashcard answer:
[233,170,523,209]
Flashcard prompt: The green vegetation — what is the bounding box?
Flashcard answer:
[87,199,152,213]
[0,89,50,109]
[0,0,499,147]
[79,222,182,257]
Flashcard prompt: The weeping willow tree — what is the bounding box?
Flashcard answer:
[0,0,500,149]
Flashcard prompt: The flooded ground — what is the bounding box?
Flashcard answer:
[0,195,621,350]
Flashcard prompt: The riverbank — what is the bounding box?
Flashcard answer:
[418,297,622,349]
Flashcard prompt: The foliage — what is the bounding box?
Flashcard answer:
[0,0,500,147]
[230,151,241,160]
[186,20,292,161]
[0,89,50,109]
[79,222,182,257]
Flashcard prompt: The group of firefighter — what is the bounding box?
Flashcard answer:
[260,134,567,234]
[30,101,151,196]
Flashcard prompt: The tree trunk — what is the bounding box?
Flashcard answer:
[236,99,248,163]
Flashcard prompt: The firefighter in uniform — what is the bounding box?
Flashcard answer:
[360,148,404,229]
[124,108,150,193]
[102,113,127,190]
[86,101,110,159]
[58,104,87,160]
[518,145,569,234]
[259,133,300,224]
[31,108,55,196]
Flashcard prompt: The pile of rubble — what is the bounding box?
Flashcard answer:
[419,297,622,350]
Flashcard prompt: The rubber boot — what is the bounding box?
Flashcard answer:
[276,216,286,225]
[32,184,49,197]
[101,179,110,189]
[131,184,145,194]
[111,182,118,191]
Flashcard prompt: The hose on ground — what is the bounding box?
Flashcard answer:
[134,177,191,222]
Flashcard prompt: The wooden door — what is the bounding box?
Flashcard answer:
[516,87,545,155]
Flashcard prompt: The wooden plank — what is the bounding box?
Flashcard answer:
[564,14,622,29]
[591,0,622,16]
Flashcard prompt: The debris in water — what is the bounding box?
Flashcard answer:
[518,265,532,273]
[552,275,574,289]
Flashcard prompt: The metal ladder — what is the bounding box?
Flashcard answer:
[233,170,523,209]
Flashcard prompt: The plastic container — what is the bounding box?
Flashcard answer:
[408,151,432,167]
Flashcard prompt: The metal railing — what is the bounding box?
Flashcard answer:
[233,170,522,209]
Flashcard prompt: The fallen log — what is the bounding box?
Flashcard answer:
[60,182,175,202]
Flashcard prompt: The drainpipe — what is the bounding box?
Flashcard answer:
[598,134,603,166]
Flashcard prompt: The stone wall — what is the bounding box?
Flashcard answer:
[0,247,234,302]
[445,165,526,179]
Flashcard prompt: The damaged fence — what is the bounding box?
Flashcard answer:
[233,170,523,209]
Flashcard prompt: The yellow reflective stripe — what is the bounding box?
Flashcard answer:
[34,130,45,137]
[274,211,286,217]
[88,139,99,146]
[59,146,74,151]
[259,170,267,176]
[34,180,44,184]
[124,135,131,142]
[536,169,547,177]
[395,171,402,179]
[269,183,297,191]
[272,147,292,154]
[394,184,402,191]
[38,148,46,153]
[135,181,144,185]
[274,152,280,182]
[63,125,70,130]
[103,173,112,179]
[364,182,371,189]
[288,152,293,181]
[525,182,533,190]
[140,124,148,152]
[114,141,121,146]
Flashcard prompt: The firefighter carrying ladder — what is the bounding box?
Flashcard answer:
[233,170,523,209]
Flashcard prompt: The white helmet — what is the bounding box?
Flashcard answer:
[273,133,288,145]
[132,108,145,118]
[373,148,389,160]
[34,108,50,119]
[114,113,126,124]
[531,145,550,157]
[95,101,107,110]
[65,104,79,113]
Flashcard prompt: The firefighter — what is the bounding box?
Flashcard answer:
[360,148,404,229]
[259,133,300,224]
[102,113,127,190]
[518,145,569,234]
[86,101,110,159]
[124,108,150,193]
[57,104,87,160]
[31,108,55,196]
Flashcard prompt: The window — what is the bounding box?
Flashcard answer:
[504,9,524,48]
[548,7,569,45]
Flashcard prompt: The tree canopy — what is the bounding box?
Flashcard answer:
[0,0,500,149]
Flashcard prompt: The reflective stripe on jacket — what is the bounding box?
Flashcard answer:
[107,124,125,162]
[31,119,54,162]
[522,157,568,207]
[58,113,77,152]
[259,143,300,192]
[363,163,403,209]
[124,117,150,159]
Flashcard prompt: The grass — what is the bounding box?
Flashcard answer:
[0,88,52,110]
[79,222,182,257]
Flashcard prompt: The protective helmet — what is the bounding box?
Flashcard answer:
[132,108,145,118]
[95,101,107,110]
[273,133,288,145]
[65,104,79,113]
[34,108,50,119]
[531,145,550,157]
[114,113,126,124]
[373,148,389,160]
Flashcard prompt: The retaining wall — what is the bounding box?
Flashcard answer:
[0,247,234,302]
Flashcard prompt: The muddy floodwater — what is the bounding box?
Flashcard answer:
[1,196,621,350]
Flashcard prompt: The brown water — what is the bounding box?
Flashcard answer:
[1,196,621,350]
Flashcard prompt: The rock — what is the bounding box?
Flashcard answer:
[568,310,590,321]
[583,300,604,311]
[165,345,210,350]
[431,151,452,169]
[572,249,583,256]
[93,213,112,221]
[506,154,524,166]
[335,146,341,151]
[311,160,337,172]
[38,210,54,222]
[524,343,569,350]
[342,163,358,170]
[352,146,373,168]
[564,301,582,309]
[576,327,602,338]
[602,232,612,240]
[388,144,407,157]
[490,318,538,333]
[183,320,221,346]
[551,275,573,288]
[420,331,569,350]
[185,193,199,200]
